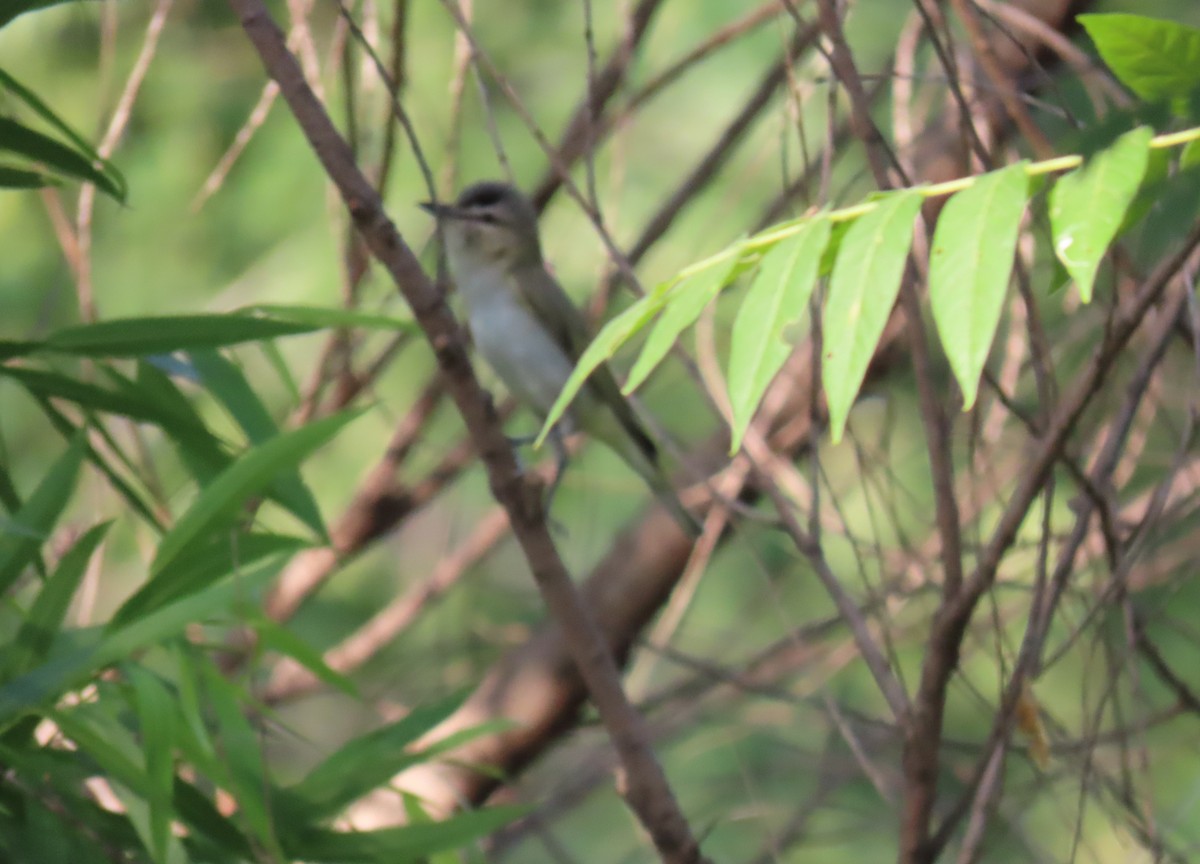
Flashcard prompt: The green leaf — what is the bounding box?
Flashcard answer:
[1079,15,1200,113]
[3,521,110,680]
[150,408,361,577]
[1181,138,1200,172]
[0,67,125,197]
[252,615,358,699]
[0,166,53,188]
[242,303,417,333]
[536,287,671,446]
[282,806,526,863]
[190,350,328,539]
[198,661,279,857]
[929,163,1029,409]
[284,694,467,822]
[0,364,168,423]
[623,254,743,394]
[0,0,99,30]
[0,117,123,201]
[43,314,318,357]
[727,217,831,452]
[822,190,923,443]
[0,558,281,724]
[127,667,177,863]
[0,435,85,595]
[1049,126,1153,302]
[112,532,310,627]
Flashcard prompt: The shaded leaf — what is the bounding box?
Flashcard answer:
[0,435,85,595]
[1049,126,1152,302]
[284,693,468,822]
[929,163,1029,409]
[127,667,177,863]
[243,303,417,333]
[823,190,923,443]
[44,314,317,357]
[150,408,361,577]
[112,532,309,627]
[727,217,830,452]
[282,806,526,863]
[3,521,110,679]
[0,117,122,201]
[190,350,327,539]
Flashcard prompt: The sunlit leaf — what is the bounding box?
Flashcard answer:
[727,216,830,452]
[1049,126,1152,302]
[536,287,670,446]
[823,190,923,443]
[623,253,743,394]
[929,163,1028,409]
[1079,14,1200,114]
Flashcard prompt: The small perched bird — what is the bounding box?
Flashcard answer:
[420,181,699,535]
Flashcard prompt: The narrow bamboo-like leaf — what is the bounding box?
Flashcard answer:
[0,559,281,724]
[1079,15,1200,113]
[0,0,98,31]
[0,436,85,595]
[198,661,278,857]
[243,303,417,332]
[0,117,122,201]
[285,693,467,821]
[623,255,742,394]
[30,395,165,531]
[3,522,110,679]
[929,163,1029,409]
[282,806,526,863]
[0,67,125,198]
[0,166,52,188]
[190,350,327,539]
[727,217,831,452]
[112,532,309,627]
[251,615,358,698]
[1049,126,1152,303]
[127,667,177,863]
[172,777,255,860]
[150,408,361,577]
[536,288,670,446]
[0,365,174,424]
[823,190,923,443]
[44,314,317,357]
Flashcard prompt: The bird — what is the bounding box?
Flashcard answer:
[420,181,700,536]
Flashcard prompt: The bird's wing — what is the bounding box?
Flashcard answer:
[509,263,657,461]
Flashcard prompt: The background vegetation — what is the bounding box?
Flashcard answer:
[2,1,1199,862]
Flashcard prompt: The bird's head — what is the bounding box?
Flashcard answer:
[420,181,542,273]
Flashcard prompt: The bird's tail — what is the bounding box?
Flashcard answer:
[607,424,702,537]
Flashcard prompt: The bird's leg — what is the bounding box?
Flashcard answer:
[505,432,538,473]
[544,426,571,514]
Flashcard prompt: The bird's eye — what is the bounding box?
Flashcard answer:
[477,212,498,225]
